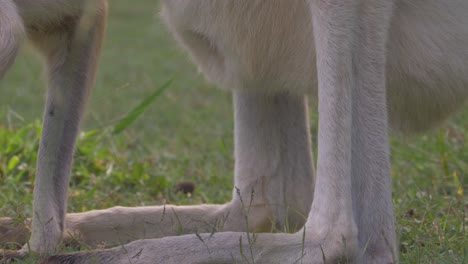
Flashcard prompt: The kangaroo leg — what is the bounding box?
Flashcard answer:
[3,0,108,255]
[41,0,399,263]
[39,91,316,264]
[10,90,314,247]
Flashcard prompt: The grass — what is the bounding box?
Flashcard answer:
[0,0,466,263]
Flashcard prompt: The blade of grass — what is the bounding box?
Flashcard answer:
[112,78,173,134]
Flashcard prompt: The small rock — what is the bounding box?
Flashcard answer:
[174,181,195,194]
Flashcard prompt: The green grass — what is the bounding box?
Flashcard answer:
[0,0,466,263]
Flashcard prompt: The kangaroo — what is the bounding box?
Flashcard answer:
[1,0,467,263]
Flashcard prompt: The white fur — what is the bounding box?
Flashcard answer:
[1,0,467,263]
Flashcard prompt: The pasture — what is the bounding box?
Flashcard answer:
[0,1,466,263]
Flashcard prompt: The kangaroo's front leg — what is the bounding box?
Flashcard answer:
[16,1,108,255]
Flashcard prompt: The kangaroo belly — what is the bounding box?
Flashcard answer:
[161,0,316,94]
[161,0,468,133]
[386,0,468,132]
